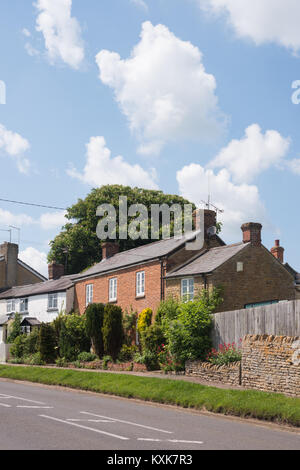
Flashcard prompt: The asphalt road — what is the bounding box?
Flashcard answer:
[0,379,299,450]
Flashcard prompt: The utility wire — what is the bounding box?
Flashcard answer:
[0,198,67,211]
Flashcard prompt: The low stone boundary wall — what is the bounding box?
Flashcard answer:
[242,335,300,397]
[185,360,241,386]
[186,335,300,397]
[107,362,147,372]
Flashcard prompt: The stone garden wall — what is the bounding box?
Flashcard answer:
[241,335,300,397]
[185,360,241,386]
[186,335,300,397]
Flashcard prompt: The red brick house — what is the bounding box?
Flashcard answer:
[74,210,223,315]
[74,212,296,315]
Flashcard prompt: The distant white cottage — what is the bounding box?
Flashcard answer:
[0,263,76,356]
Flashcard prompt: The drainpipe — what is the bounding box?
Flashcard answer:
[160,258,167,301]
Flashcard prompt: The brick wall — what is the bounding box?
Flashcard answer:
[17,263,44,286]
[242,335,300,397]
[75,260,162,315]
[185,360,241,386]
[166,276,206,301]
[212,245,295,312]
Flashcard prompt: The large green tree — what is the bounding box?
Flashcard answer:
[48,185,195,274]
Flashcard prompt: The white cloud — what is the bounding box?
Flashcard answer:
[0,209,34,227]
[130,0,148,11]
[68,136,159,189]
[287,158,300,175]
[0,124,31,174]
[210,124,290,184]
[22,28,32,38]
[177,164,267,242]
[25,42,40,57]
[19,247,48,278]
[39,211,67,230]
[96,21,225,155]
[198,0,300,54]
[35,0,84,69]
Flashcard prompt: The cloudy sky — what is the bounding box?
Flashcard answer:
[1,0,300,276]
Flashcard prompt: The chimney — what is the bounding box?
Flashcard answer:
[0,242,18,288]
[102,241,119,260]
[271,240,284,263]
[241,222,262,247]
[48,262,64,280]
[193,209,217,238]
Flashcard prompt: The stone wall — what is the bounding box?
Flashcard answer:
[185,360,241,386]
[242,335,300,397]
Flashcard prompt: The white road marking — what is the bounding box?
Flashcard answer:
[138,438,163,442]
[0,394,45,405]
[39,415,129,441]
[67,419,114,423]
[0,402,11,408]
[81,412,173,434]
[17,406,53,409]
[168,439,204,445]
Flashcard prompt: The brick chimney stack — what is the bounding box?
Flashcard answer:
[241,222,262,247]
[102,241,119,260]
[193,209,217,238]
[48,262,64,280]
[271,240,284,263]
[0,242,18,288]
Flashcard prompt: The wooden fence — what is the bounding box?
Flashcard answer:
[212,300,300,349]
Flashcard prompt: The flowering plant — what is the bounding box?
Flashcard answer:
[206,340,242,365]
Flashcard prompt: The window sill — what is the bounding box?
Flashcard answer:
[136,295,145,300]
[109,299,117,304]
[47,308,59,313]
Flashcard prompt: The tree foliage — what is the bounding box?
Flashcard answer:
[58,314,90,361]
[48,185,195,274]
[6,313,22,344]
[85,303,105,357]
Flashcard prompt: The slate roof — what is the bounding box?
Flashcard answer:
[21,317,41,326]
[166,242,249,278]
[0,314,10,326]
[0,274,77,300]
[74,231,211,281]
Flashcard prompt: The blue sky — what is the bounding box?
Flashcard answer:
[1,0,300,276]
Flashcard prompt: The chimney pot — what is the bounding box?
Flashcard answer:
[271,240,284,263]
[48,262,64,280]
[193,209,217,237]
[102,241,119,260]
[241,222,262,247]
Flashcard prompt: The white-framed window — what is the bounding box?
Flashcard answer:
[20,298,29,313]
[86,284,94,306]
[6,299,15,314]
[48,293,58,310]
[181,278,194,302]
[136,271,145,297]
[109,278,118,302]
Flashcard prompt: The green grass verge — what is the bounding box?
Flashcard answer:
[0,365,299,427]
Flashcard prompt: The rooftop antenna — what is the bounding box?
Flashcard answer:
[9,226,21,246]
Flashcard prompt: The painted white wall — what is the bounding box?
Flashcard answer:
[0,292,66,326]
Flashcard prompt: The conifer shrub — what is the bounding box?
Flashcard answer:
[39,323,57,364]
[85,303,105,357]
[102,305,124,361]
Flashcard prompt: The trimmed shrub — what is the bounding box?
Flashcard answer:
[39,324,57,364]
[123,309,137,346]
[137,308,152,335]
[134,350,159,371]
[58,314,90,362]
[102,305,124,361]
[10,334,27,358]
[85,303,105,357]
[24,328,39,355]
[140,324,166,353]
[118,344,138,362]
[77,351,97,362]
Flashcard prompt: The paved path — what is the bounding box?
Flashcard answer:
[0,379,299,450]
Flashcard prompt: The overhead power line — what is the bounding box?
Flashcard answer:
[0,198,67,211]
